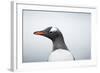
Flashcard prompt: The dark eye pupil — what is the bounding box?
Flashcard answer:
[49,31,52,33]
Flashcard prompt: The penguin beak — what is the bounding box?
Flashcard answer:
[34,31,45,36]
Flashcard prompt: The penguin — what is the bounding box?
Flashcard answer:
[33,26,75,61]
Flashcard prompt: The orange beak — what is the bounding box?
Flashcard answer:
[34,31,45,35]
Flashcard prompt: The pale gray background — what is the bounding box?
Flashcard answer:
[22,10,91,62]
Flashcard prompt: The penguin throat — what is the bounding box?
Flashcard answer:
[52,36,68,51]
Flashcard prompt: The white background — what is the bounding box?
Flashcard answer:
[0,0,100,73]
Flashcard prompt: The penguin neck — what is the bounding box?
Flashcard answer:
[52,35,68,51]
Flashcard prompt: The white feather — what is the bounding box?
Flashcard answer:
[48,49,74,61]
[50,27,57,32]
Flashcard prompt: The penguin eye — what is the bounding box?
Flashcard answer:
[49,31,53,33]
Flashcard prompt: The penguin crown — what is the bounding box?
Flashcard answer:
[50,27,58,32]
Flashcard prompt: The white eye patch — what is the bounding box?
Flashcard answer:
[50,27,57,32]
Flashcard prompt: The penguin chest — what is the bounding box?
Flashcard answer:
[48,49,74,61]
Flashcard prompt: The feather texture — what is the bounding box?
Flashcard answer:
[48,49,74,61]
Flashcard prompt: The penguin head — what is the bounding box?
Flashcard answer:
[34,26,62,41]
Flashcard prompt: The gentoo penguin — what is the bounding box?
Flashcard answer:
[34,26,75,61]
